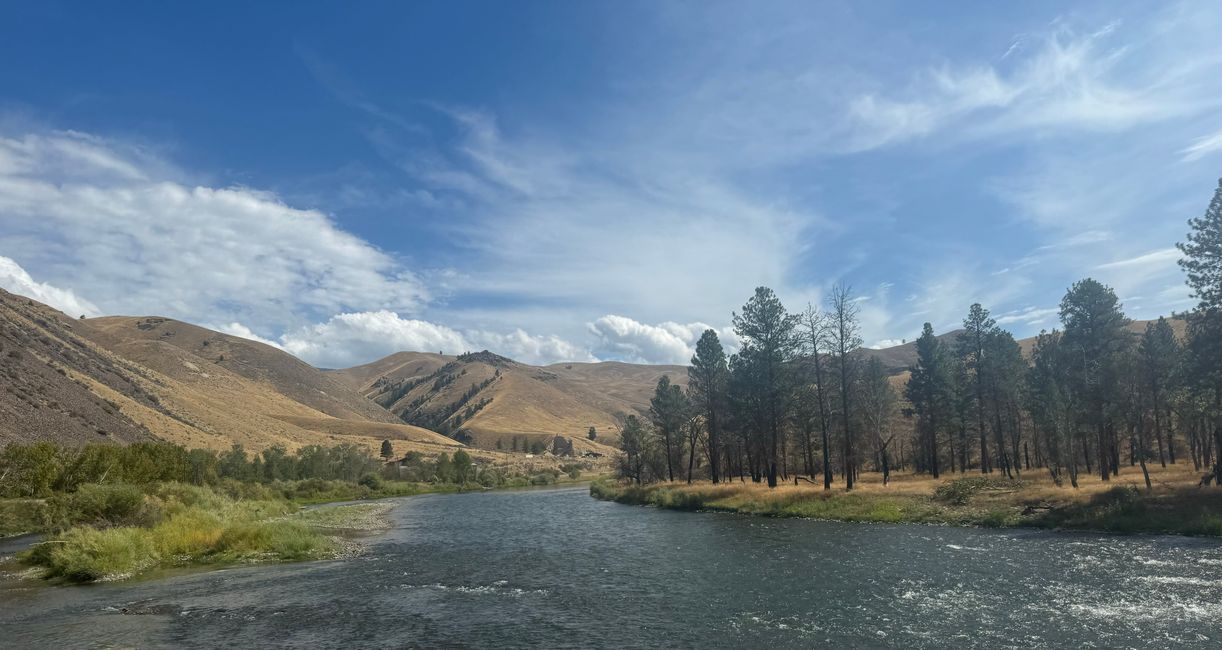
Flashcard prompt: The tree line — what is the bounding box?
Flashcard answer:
[619,178,1222,490]
[0,441,390,498]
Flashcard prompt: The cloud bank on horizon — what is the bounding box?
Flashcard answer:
[0,1,1218,367]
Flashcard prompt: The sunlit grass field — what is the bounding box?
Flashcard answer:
[592,464,1222,536]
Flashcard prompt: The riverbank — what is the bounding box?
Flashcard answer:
[4,473,604,584]
[5,483,411,584]
[591,465,1222,536]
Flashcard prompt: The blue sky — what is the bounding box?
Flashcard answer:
[1,1,1220,366]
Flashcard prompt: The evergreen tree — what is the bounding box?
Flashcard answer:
[985,328,1026,477]
[907,323,952,478]
[957,303,997,474]
[649,375,688,482]
[380,439,394,460]
[1178,178,1222,487]
[1059,278,1131,482]
[1138,318,1180,466]
[732,287,799,488]
[1026,330,1077,487]
[1178,177,1222,308]
[688,329,729,483]
[618,414,650,484]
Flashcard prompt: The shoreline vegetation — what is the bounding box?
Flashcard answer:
[591,464,1222,537]
[0,441,597,584]
[605,184,1222,542]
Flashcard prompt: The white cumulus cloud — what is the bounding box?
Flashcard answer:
[0,130,426,335]
[587,315,737,365]
[0,255,100,317]
[280,310,594,368]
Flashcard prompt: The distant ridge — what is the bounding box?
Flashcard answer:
[0,289,461,457]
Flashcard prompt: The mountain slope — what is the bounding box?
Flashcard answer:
[0,288,157,446]
[0,290,461,458]
[329,351,688,453]
[80,316,401,424]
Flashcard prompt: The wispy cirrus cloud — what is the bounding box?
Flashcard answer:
[844,18,1219,151]
[1180,127,1222,162]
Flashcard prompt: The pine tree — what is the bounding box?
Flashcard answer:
[1138,318,1180,466]
[732,287,799,488]
[688,329,729,483]
[957,303,997,474]
[618,415,650,484]
[907,323,952,478]
[1178,178,1222,487]
[1178,178,1222,308]
[649,375,688,482]
[1059,278,1131,482]
[380,439,394,460]
[1026,330,1077,487]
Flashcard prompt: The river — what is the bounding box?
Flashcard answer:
[2,486,1220,649]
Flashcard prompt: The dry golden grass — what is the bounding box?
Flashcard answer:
[594,463,1222,535]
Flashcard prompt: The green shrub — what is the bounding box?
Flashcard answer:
[358,473,383,490]
[0,499,51,536]
[529,472,557,486]
[216,520,329,561]
[48,483,150,527]
[27,526,160,582]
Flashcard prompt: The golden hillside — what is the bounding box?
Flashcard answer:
[0,290,463,459]
[328,350,688,454]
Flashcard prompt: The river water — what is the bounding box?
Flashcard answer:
[2,486,1220,649]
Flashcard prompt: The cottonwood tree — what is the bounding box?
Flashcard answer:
[732,287,799,488]
[800,304,835,488]
[860,357,898,484]
[828,283,863,489]
[688,329,729,483]
[649,375,688,482]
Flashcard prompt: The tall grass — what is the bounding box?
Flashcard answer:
[22,483,334,582]
[590,473,1222,537]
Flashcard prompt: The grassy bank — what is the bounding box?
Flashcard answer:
[0,477,446,538]
[591,464,1222,536]
[4,479,464,583]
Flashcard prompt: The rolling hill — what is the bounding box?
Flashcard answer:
[3,284,1190,460]
[0,289,459,458]
[328,351,688,454]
